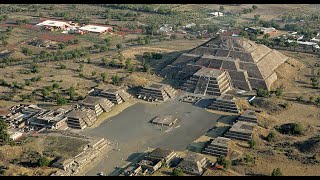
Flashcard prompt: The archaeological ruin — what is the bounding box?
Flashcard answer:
[162,35,289,91]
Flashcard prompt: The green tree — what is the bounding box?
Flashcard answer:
[68,86,76,100]
[56,94,67,105]
[254,14,261,22]
[315,96,320,105]
[125,58,132,70]
[58,43,66,49]
[101,57,108,66]
[257,88,270,97]
[101,73,107,82]
[172,167,184,176]
[143,63,150,73]
[52,83,59,89]
[0,119,10,144]
[296,96,304,102]
[111,75,121,85]
[170,34,177,40]
[219,6,225,12]
[116,43,122,51]
[266,131,276,142]
[252,5,258,10]
[37,156,50,167]
[41,88,50,98]
[77,64,84,72]
[275,88,283,97]
[109,59,116,67]
[248,139,256,149]
[216,156,231,169]
[271,168,283,176]
[91,71,96,77]
[2,40,8,47]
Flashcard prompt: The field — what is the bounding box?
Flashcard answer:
[0,135,88,176]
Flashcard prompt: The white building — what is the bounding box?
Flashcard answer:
[79,25,112,34]
[8,131,23,141]
[36,20,72,29]
[209,12,224,17]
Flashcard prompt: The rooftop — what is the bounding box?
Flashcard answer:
[148,148,174,159]
[240,110,257,119]
[194,67,225,78]
[36,20,71,27]
[210,137,231,148]
[151,115,178,125]
[79,25,112,33]
[80,96,108,106]
[229,121,256,134]
[66,108,94,119]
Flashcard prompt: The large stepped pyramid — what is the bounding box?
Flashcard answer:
[162,35,289,91]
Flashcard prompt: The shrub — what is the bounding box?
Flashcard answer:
[172,167,184,176]
[278,123,304,136]
[216,156,231,169]
[37,156,50,167]
[248,139,256,149]
[266,131,276,142]
[271,168,283,176]
[243,154,255,164]
[52,83,59,89]
[257,88,269,97]
[296,96,304,102]
[275,88,283,97]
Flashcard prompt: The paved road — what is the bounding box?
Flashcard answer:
[81,97,221,176]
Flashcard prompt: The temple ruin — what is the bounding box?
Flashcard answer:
[162,35,289,91]
[137,83,177,102]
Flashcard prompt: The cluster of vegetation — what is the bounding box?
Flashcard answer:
[142,52,163,60]
[237,154,255,166]
[277,123,304,136]
[266,131,276,142]
[295,95,320,105]
[216,156,231,169]
[0,15,8,22]
[0,26,14,47]
[248,139,257,149]
[172,167,184,176]
[271,168,283,176]
[256,88,270,97]
[0,119,10,144]
[241,5,258,14]
[101,4,177,15]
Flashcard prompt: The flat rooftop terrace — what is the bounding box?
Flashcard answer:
[229,121,256,134]
[210,137,231,148]
[151,115,178,126]
[194,67,225,78]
